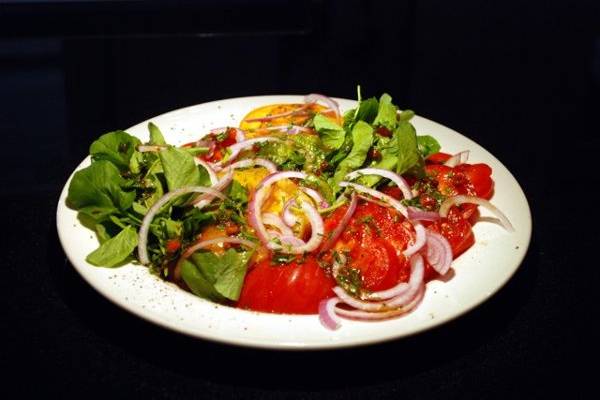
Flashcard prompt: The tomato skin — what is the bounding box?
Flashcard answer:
[326,201,412,291]
[236,256,335,314]
[428,215,475,258]
[457,163,494,199]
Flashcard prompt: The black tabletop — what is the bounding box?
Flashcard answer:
[2,0,597,398]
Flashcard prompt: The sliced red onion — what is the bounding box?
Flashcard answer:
[333,284,425,321]
[277,235,306,247]
[191,168,233,209]
[362,281,409,301]
[228,158,278,174]
[137,144,167,152]
[300,187,329,209]
[138,186,229,265]
[439,195,514,232]
[339,181,408,217]
[282,198,299,227]
[329,255,424,314]
[345,168,413,200]
[425,230,453,275]
[319,297,342,330]
[193,158,219,186]
[194,139,216,159]
[262,213,294,237]
[444,150,470,167]
[407,206,441,221]
[357,194,392,209]
[268,200,323,253]
[304,93,340,120]
[213,137,280,167]
[174,236,256,281]
[403,222,427,257]
[331,252,422,311]
[248,171,308,245]
[320,192,357,252]
[244,103,312,123]
[382,253,425,308]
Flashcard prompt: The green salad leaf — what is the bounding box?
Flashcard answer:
[331,120,373,189]
[148,122,166,145]
[373,93,398,130]
[67,160,135,213]
[159,147,202,192]
[89,131,141,171]
[417,135,441,159]
[182,249,252,301]
[86,225,138,267]
[313,113,346,150]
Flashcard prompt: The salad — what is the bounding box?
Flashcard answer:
[66,89,513,330]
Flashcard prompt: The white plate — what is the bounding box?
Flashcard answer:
[56,95,532,349]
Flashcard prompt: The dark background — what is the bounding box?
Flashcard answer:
[1,0,598,398]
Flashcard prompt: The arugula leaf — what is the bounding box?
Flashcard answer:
[373,93,398,130]
[95,223,111,244]
[417,135,441,159]
[67,160,135,212]
[89,131,141,171]
[395,121,420,175]
[354,97,379,124]
[181,259,226,302]
[331,121,373,188]
[85,225,138,267]
[313,113,346,150]
[148,122,166,145]
[183,249,252,301]
[158,147,201,205]
[356,121,424,187]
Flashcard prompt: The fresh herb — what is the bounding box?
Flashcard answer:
[336,266,364,298]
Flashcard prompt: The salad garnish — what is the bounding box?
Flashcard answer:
[66,88,513,329]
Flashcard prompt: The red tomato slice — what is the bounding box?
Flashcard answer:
[335,201,412,291]
[236,256,335,314]
[425,162,494,219]
[428,216,475,258]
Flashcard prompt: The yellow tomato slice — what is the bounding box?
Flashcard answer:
[239,103,340,138]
